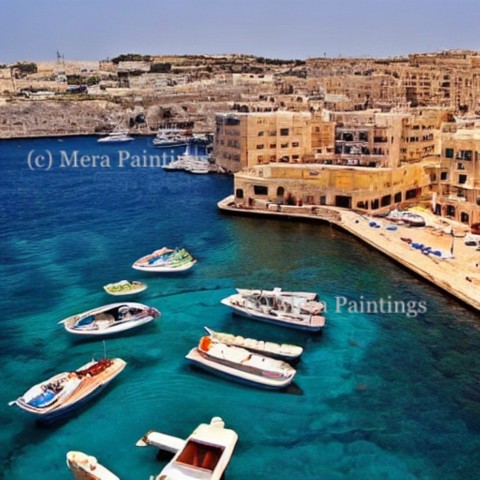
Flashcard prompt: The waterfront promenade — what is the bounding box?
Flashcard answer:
[218,195,480,313]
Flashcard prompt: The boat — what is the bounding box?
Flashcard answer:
[385,209,426,227]
[220,287,326,332]
[132,247,197,272]
[103,280,147,296]
[136,416,238,480]
[152,128,192,148]
[185,335,296,389]
[204,326,303,361]
[59,302,160,337]
[162,157,187,171]
[66,451,120,480]
[9,357,126,423]
[184,158,210,174]
[97,130,133,143]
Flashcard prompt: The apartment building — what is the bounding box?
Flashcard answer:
[214,111,333,173]
[434,123,480,225]
[226,109,445,214]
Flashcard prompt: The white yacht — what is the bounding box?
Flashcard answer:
[97,130,133,143]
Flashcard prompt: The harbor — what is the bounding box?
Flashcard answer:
[218,196,480,312]
[2,135,480,480]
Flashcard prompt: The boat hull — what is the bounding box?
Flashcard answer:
[132,260,196,272]
[152,141,189,148]
[186,348,294,390]
[221,299,325,332]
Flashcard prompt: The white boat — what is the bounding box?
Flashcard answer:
[103,280,148,296]
[162,158,187,171]
[9,358,126,423]
[221,287,326,332]
[186,335,296,389]
[59,302,160,337]
[97,130,133,143]
[132,247,197,272]
[153,128,191,148]
[137,416,238,480]
[204,326,303,361]
[66,451,120,480]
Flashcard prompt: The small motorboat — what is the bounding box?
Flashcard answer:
[204,326,303,361]
[137,416,238,480]
[186,336,296,389]
[221,287,326,332]
[59,302,160,337]
[97,130,133,143]
[66,451,120,480]
[9,357,126,423]
[103,280,147,296]
[132,247,197,272]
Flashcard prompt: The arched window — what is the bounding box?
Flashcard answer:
[235,188,244,199]
[276,186,285,197]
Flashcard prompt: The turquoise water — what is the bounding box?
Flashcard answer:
[1,136,480,479]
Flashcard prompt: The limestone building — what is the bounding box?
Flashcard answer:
[434,123,480,225]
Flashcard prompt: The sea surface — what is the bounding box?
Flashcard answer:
[1,135,480,480]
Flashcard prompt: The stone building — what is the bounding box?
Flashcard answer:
[226,108,453,215]
[214,111,333,173]
[434,123,480,225]
[232,162,430,213]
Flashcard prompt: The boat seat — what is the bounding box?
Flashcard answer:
[95,313,115,322]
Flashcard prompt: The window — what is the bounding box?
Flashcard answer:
[457,150,472,160]
[280,128,289,136]
[394,192,402,203]
[440,171,448,181]
[292,142,299,147]
[256,144,264,150]
[253,185,268,195]
[458,174,467,184]
[457,163,465,170]
[235,188,244,199]
[359,132,368,141]
[269,144,276,148]
[258,131,264,136]
[445,148,454,158]
[281,143,289,148]
[406,188,418,200]
[381,195,391,207]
